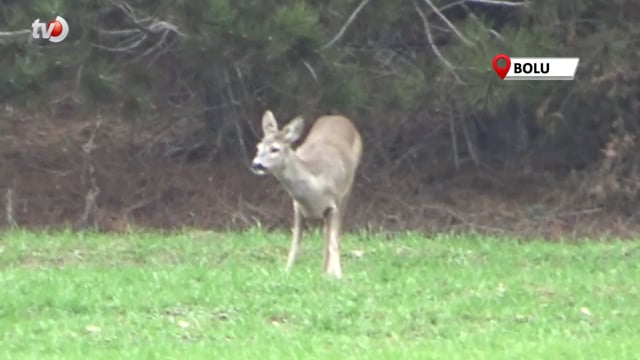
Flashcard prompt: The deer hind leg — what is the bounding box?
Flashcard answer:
[324,207,342,278]
[286,203,303,273]
[322,209,330,273]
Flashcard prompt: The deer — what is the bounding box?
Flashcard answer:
[250,110,363,278]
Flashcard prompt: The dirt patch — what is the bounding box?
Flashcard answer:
[1,108,638,238]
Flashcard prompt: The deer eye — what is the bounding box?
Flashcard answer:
[270,146,280,153]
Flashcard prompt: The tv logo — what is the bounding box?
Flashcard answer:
[492,54,579,81]
[32,16,69,43]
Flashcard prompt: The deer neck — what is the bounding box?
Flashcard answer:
[273,154,318,202]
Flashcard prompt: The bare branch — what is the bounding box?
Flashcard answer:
[50,64,84,105]
[96,28,142,37]
[82,119,102,155]
[92,2,185,60]
[414,2,465,84]
[78,119,103,230]
[461,117,480,167]
[79,183,100,230]
[429,0,519,43]
[302,60,319,82]
[146,36,178,66]
[148,20,187,38]
[0,29,30,45]
[422,0,473,46]
[232,63,261,139]
[439,0,529,12]
[136,30,169,59]
[460,5,506,42]
[90,33,148,52]
[223,70,250,164]
[320,0,371,50]
[111,0,151,35]
[467,0,528,6]
[0,29,30,37]
[112,0,186,37]
[489,29,505,41]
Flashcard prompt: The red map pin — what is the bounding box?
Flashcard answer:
[492,54,511,80]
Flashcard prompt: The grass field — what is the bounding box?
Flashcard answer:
[1,229,639,359]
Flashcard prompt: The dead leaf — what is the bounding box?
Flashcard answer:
[85,325,101,334]
[580,307,592,316]
[178,320,190,328]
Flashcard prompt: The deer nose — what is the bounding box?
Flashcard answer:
[251,160,267,174]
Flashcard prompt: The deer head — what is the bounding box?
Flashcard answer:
[251,110,305,176]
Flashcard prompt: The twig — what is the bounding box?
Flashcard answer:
[79,180,100,229]
[123,196,157,217]
[422,203,466,223]
[449,106,460,170]
[391,143,427,171]
[233,64,260,139]
[320,0,371,50]
[302,60,319,82]
[5,188,17,229]
[81,120,102,155]
[558,207,603,217]
[414,2,465,84]
[461,116,480,167]
[223,71,249,164]
[51,64,84,104]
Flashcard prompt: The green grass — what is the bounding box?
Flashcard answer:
[1,229,639,359]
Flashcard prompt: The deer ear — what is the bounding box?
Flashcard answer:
[262,110,278,134]
[282,116,304,143]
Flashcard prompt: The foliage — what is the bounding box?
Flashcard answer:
[0,0,638,180]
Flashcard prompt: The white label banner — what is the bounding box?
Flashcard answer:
[505,57,579,80]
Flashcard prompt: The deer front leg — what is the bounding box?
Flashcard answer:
[325,207,342,278]
[323,211,330,273]
[286,202,303,273]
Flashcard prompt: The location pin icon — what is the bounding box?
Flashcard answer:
[492,54,511,80]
